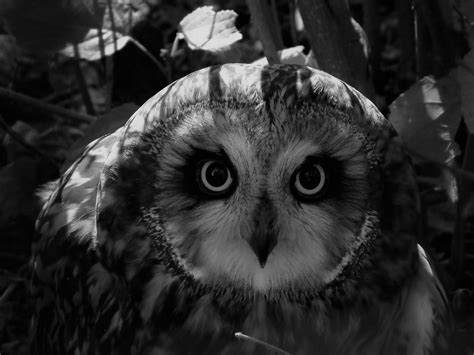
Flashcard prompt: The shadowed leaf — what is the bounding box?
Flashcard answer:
[0,0,103,53]
[458,49,474,133]
[63,102,139,170]
[389,71,461,163]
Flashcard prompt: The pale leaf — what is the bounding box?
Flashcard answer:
[178,6,242,52]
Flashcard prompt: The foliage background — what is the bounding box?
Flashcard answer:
[0,0,473,353]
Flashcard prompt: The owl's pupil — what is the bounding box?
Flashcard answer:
[206,162,228,187]
[300,165,321,189]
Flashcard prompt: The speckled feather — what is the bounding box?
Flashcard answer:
[31,64,449,354]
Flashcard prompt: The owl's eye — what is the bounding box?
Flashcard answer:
[197,159,234,195]
[293,159,328,200]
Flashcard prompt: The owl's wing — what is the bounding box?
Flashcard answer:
[390,245,450,355]
[31,129,141,354]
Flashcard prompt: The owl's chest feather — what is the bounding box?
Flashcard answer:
[143,261,440,355]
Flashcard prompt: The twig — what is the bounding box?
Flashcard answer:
[93,0,107,60]
[0,87,96,123]
[235,332,292,355]
[246,0,280,65]
[0,115,59,166]
[107,0,118,53]
[73,45,96,115]
[170,34,180,58]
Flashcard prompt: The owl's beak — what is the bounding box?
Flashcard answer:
[247,203,278,268]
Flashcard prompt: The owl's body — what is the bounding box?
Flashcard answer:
[31,64,448,354]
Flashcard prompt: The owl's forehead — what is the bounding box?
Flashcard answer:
[167,102,364,166]
[119,64,390,165]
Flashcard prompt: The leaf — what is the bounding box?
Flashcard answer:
[60,30,130,61]
[458,49,474,133]
[178,6,242,52]
[389,71,462,163]
[0,0,103,53]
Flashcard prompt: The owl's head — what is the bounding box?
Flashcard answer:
[97,64,418,297]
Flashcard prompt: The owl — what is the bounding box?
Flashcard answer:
[30,64,449,355]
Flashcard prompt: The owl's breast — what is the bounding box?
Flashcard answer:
[141,251,446,355]
[144,294,390,355]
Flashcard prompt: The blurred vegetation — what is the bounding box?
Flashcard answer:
[0,0,473,353]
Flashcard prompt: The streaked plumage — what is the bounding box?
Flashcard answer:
[31,64,449,354]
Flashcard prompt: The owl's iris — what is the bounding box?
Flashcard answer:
[198,160,234,194]
[293,159,327,200]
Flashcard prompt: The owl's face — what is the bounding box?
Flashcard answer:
[153,104,369,293]
[96,65,395,298]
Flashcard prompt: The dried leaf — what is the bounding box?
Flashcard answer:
[458,49,474,133]
[389,71,462,163]
[178,6,242,52]
[252,46,308,66]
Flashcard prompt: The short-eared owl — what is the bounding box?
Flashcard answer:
[31,64,449,354]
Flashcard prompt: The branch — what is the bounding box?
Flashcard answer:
[0,87,96,123]
[297,0,373,97]
[246,0,281,65]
